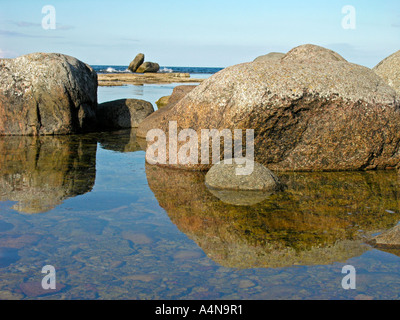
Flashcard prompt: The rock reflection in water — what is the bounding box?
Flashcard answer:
[206,188,272,206]
[146,164,400,269]
[0,135,97,214]
[97,129,144,153]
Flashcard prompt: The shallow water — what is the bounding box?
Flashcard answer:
[1,84,400,300]
[97,82,201,109]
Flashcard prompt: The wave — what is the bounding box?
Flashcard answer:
[158,67,174,73]
[104,67,130,73]
[92,66,130,74]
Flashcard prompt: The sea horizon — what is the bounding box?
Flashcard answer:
[91,65,224,75]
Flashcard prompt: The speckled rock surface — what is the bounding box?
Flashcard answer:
[138,45,400,171]
[253,52,285,62]
[0,53,98,135]
[281,44,347,63]
[373,50,400,94]
[97,99,154,129]
[166,85,197,107]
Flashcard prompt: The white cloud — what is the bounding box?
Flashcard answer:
[7,20,74,31]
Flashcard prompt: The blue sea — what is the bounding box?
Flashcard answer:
[93,65,223,109]
[91,65,224,80]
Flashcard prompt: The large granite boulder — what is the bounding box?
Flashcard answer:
[97,98,154,129]
[128,53,145,73]
[0,53,98,135]
[138,44,400,172]
[373,50,400,94]
[136,62,160,73]
[253,52,285,62]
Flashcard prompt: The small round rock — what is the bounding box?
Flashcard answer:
[205,159,285,191]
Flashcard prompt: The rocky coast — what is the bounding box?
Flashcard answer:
[97,72,204,86]
[2,45,400,174]
[96,52,205,86]
[3,43,400,300]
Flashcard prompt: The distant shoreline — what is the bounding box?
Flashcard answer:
[97,72,206,86]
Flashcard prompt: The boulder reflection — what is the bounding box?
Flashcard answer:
[0,135,97,214]
[0,130,146,214]
[97,129,144,153]
[146,164,400,268]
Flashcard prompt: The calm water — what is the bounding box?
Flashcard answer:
[1,83,400,300]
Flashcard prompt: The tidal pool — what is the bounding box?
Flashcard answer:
[1,84,400,300]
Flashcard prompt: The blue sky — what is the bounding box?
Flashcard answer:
[0,0,399,67]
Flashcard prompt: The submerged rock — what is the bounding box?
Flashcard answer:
[136,62,160,73]
[373,49,400,94]
[0,53,98,135]
[0,234,41,249]
[138,44,400,171]
[97,99,154,129]
[128,53,145,73]
[20,281,66,297]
